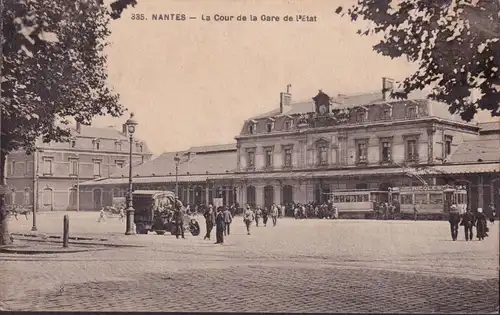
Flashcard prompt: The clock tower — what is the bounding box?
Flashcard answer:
[313,90,331,115]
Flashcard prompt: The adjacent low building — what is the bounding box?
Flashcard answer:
[80,78,500,213]
[5,121,153,211]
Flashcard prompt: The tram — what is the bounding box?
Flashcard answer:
[389,185,468,215]
[326,185,468,218]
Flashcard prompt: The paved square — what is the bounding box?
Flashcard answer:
[1,213,499,313]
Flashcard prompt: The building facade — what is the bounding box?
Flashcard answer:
[5,121,152,211]
[80,79,500,215]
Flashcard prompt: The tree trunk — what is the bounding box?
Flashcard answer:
[0,150,12,245]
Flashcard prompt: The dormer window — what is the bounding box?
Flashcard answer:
[136,142,143,152]
[405,105,418,119]
[69,139,76,148]
[284,117,294,130]
[266,122,274,132]
[381,105,392,120]
[356,107,368,123]
[115,141,122,151]
[92,139,100,150]
[248,121,257,134]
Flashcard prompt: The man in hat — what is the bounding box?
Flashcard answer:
[460,208,475,241]
[270,203,279,227]
[223,206,233,236]
[488,203,496,224]
[448,204,461,241]
[203,204,215,240]
[215,206,225,244]
[243,205,255,235]
[174,204,185,239]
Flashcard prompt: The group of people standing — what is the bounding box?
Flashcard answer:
[202,205,234,244]
[448,205,492,241]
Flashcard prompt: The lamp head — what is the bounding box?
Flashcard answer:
[125,113,138,135]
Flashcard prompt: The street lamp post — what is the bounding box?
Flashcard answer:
[31,149,40,232]
[174,154,181,203]
[124,113,138,235]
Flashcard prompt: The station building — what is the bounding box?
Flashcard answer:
[80,79,500,214]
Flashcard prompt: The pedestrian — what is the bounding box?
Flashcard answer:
[271,203,278,227]
[413,203,418,221]
[448,205,461,241]
[488,203,495,224]
[255,207,262,227]
[383,202,388,220]
[97,207,106,223]
[223,206,233,236]
[333,205,339,220]
[215,207,225,244]
[262,207,269,227]
[119,207,125,222]
[475,208,488,241]
[243,206,255,235]
[174,205,185,239]
[460,208,475,241]
[203,205,215,240]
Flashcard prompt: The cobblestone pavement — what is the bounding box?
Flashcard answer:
[2,214,499,313]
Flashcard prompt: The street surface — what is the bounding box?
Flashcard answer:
[1,212,499,313]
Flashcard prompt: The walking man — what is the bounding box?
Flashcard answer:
[215,207,225,244]
[271,203,278,227]
[475,208,488,240]
[97,207,106,223]
[262,207,269,227]
[243,206,255,235]
[413,203,418,221]
[460,208,475,241]
[119,207,125,222]
[174,205,185,239]
[488,203,495,224]
[255,207,262,227]
[223,206,233,236]
[448,205,461,241]
[203,205,215,240]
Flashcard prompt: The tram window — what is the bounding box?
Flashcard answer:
[339,196,345,203]
[414,193,429,204]
[363,194,369,202]
[356,195,362,202]
[429,193,443,204]
[401,194,413,205]
[333,196,339,203]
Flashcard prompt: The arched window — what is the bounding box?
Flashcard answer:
[246,186,256,207]
[248,120,257,134]
[405,104,418,119]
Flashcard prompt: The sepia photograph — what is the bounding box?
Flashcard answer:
[0,0,499,313]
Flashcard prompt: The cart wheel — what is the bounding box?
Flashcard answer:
[155,230,166,235]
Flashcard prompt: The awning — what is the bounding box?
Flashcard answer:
[80,174,210,186]
[432,163,500,175]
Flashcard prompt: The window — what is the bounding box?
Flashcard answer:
[356,140,368,164]
[93,139,100,150]
[430,193,443,204]
[414,193,429,204]
[115,160,124,168]
[406,106,418,119]
[265,148,273,167]
[283,148,292,167]
[69,159,78,175]
[136,142,143,152]
[248,123,256,134]
[445,136,452,157]
[10,161,15,176]
[93,160,102,176]
[23,188,30,205]
[401,194,414,205]
[69,188,78,206]
[356,111,366,123]
[115,141,122,151]
[247,151,255,168]
[285,119,293,130]
[382,107,392,120]
[318,145,328,165]
[70,140,76,148]
[266,122,274,133]
[405,138,418,162]
[380,139,392,163]
[42,158,53,175]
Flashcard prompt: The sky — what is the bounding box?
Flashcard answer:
[92,0,498,155]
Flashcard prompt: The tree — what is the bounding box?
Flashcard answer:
[0,0,132,245]
[336,0,500,121]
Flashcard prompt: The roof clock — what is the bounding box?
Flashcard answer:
[313,90,331,115]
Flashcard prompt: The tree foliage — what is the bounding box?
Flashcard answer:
[336,0,500,121]
[0,0,134,244]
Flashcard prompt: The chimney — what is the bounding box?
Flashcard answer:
[382,77,394,101]
[76,121,81,133]
[280,84,292,114]
[122,124,128,136]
